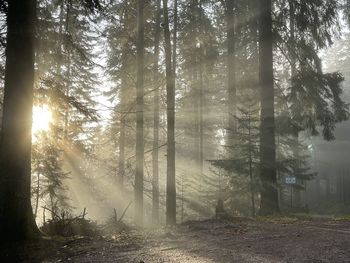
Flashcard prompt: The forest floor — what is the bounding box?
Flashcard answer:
[2,216,350,263]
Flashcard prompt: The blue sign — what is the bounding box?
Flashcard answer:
[285,176,296,185]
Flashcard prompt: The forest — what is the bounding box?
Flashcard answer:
[0,0,350,262]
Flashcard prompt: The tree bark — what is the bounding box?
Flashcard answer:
[163,0,176,226]
[0,0,40,240]
[248,113,256,217]
[226,0,237,145]
[135,0,145,226]
[258,0,279,215]
[118,70,126,188]
[172,0,178,76]
[289,0,302,208]
[152,0,161,224]
[198,0,204,182]
[118,4,131,189]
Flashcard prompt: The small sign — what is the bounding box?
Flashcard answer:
[285,176,296,185]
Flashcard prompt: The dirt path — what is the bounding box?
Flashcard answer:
[43,219,350,262]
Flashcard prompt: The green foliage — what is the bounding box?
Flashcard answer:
[274,0,348,140]
[30,0,101,220]
[10,0,349,222]
[290,71,349,140]
[32,132,71,215]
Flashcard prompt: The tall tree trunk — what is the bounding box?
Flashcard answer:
[118,7,131,189]
[152,0,161,224]
[289,0,301,208]
[57,0,64,74]
[0,0,39,240]
[258,0,279,215]
[63,1,72,141]
[163,0,176,226]
[118,71,126,188]
[226,0,237,145]
[172,0,178,76]
[248,113,256,217]
[190,2,200,180]
[198,0,204,183]
[135,0,145,226]
[289,0,296,77]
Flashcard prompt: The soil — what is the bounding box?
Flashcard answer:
[2,218,350,263]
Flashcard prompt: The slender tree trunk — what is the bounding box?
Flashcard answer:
[152,0,161,224]
[64,54,71,141]
[163,0,176,226]
[118,7,131,189]
[190,3,200,179]
[258,0,279,215]
[63,2,72,141]
[226,0,237,145]
[248,114,255,217]
[198,0,204,182]
[57,0,64,74]
[199,68,204,180]
[0,0,39,241]
[289,0,296,77]
[135,0,145,226]
[172,0,178,76]
[118,51,128,188]
[289,0,301,208]
[118,85,126,187]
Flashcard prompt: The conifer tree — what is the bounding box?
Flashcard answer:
[258,0,279,215]
[152,0,161,223]
[135,0,145,225]
[0,0,40,240]
[163,0,176,226]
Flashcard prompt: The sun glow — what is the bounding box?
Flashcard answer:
[32,105,52,135]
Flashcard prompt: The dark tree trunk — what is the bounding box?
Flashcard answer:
[135,0,145,226]
[152,0,161,224]
[163,0,176,226]
[172,0,178,76]
[63,1,72,141]
[258,0,279,215]
[190,2,200,179]
[198,0,204,182]
[226,0,237,144]
[248,113,256,217]
[118,7,131,189]
[118,77,126,188]
[0,0,39,240]
[118,49,128,188]
[289,0,302,207]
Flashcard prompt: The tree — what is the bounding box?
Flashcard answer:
[223,0,237,145]
[175,1,219,217]
[105,0,136,191]
[258,0,279,215]
[163,0,176,226]
[0,0,40,240]
[152,0,161,224]
[275,0,348,141]
[34,0,99,220]
[135,0,145,226]
[211,102,260,217]
[32,132,70,220]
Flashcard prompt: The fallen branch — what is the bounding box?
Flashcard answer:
[41,206,61,221]
[119,201,133,223]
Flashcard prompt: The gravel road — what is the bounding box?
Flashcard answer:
[45,219,350,263]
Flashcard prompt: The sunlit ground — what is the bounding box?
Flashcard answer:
[32,105,52,141]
